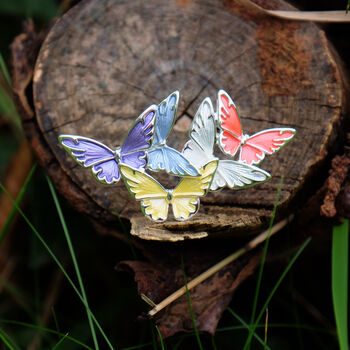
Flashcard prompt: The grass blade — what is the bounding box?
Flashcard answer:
[172,337,185,350]
[51,307,61,337]
[52,333,69,350]
[0,53,23,138]
[113,208,137,259]
[0,86,23,138]
[0,53,12,86]
[211,335,217,350]
[150,321,157,350]
[264,308,268,348]
[0,183,114,350]
[227,308,271,350]
[244,237,312,349]
[155,325,166,350]
[181,257,203,350]
[46,176,99,350]
[121,342,153,350]
[216,322,334,335]
[0,332,15,350]
[246,177,284,349]
[0,319,93,349]
[0,164,37,244]
[332,219,349,350]
[0,275,34,317]
[0,327,18,350]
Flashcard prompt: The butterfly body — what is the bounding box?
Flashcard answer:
[217,90,296,165]
[240,134,249,146]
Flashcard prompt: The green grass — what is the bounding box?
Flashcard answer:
[243,237,312,349]
[51,333,69,349]
[332,218,349,350]
[0,52,23,139]
[181,256,203,350]
[226,308,271,350]
[0,275,34,319]
[216,323,334,335]
[0,53,11,86]
[0,164,37,244]
[113,208,137,259]
[0,319,93,349]
[46,176,99,349]
[0,0,59,21]
[0,181,114,349]
[155,326,166,350]
[0,327,17,350]
[245,177,284,349]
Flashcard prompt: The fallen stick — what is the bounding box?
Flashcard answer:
[147,214,294,317]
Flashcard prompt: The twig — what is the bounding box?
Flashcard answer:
[236,0,350,22]
[148,214,293,317]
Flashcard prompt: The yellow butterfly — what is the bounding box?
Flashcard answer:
[119,160,218,222]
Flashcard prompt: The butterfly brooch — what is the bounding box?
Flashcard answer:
[182,97,271,191]
[147,91,199,177]
[120,160,217,222]
[59,106,156,184]
[59,90,295,222]
[217,90,295,165]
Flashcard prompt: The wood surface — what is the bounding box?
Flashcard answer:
[30,0,347,241]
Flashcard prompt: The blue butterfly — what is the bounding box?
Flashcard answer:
[147,91,199,177]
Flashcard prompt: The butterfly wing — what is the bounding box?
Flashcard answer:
[152,91,179,145]
[171,160,217,220]
[147,145,199,176]
[147,91,198,176]
[182,97,217,168]
[120,106,156,169]
[217,90,243,157]
[119,164,169,222]
[59,135,120,184]
[210,160,271,190]
[240,128,296,165]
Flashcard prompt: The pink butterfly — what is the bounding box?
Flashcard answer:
[217,90,295,165]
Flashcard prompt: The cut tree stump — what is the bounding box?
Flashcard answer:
[22,0,348,243]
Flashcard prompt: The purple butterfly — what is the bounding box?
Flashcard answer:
[58,106,156,184]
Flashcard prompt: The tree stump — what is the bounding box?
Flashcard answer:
[26,0,347,243]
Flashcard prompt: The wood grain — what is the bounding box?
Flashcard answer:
[32,0,346,241]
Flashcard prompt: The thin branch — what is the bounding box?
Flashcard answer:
[148,215,293,317]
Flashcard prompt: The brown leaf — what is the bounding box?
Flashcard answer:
[117,241,261,338]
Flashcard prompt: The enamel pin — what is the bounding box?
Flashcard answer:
[59,106,156,184]
[59,90,295,222]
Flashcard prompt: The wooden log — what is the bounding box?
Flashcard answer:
[26,0,347,241]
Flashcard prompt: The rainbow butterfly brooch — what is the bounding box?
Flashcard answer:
[59,90,295,222]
